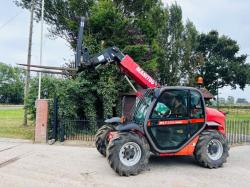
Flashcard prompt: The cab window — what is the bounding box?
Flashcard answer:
[151,90,188,119]
[190,90,204,118]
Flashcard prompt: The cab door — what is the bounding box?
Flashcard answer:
[146,89,205,152]
[188,90,206,138]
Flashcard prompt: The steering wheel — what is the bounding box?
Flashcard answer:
[163,109,172,118]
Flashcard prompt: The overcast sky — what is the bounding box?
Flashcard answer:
[0,0,249,101]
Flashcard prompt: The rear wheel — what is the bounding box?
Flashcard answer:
[107,132,150,176]
[95,125,114,157]
[194,130,229,168]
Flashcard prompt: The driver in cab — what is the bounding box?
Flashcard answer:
[171,96,187,118]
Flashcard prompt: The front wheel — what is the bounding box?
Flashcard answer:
[194,130,229,168]
[107,132,150,176]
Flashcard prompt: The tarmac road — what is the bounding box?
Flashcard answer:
[0,138,249,187]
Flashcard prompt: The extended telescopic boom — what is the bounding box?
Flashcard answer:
[82,46,160,90]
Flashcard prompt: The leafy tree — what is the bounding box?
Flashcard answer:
[157,3,184,85]
[247,65,250,84]
[16,0,165,120]
[0,63,24,104]
[195,31,248,94]
[158,9,249,95]
[26,74,98,129]
[15,0,250,120]
[182,20,199,86]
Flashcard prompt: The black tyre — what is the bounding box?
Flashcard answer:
[194,130,229,168]
[95,125,114,157]
[107,132,150,176]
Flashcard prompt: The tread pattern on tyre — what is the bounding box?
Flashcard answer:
[107,132,150,176]
[95,125,114,157]
[194,130,229,169]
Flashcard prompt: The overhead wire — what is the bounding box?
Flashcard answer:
[0,10,24,31]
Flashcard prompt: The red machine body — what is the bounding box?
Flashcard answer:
[119,55,160,89]
[119,55,225,123]
[205,107,226,135]
[118,55,226,144]
[87,47,226,158]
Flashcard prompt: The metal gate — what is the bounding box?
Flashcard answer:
[48,98,250,145]
[59,119,104,141]
[48,97,104,142]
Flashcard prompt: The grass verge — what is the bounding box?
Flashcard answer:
[0,108,34,140]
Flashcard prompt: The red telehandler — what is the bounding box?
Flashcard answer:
[81,46,229,176]
[19,17,229,176]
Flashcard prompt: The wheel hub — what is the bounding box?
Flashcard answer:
[123,146,136,159]
[207,139,223,161]
[208,144,218,154]
[119,142,142,167]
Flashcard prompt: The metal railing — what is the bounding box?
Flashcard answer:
[57,119,104,142]
[226,120,250,145]
[54,119,250,146]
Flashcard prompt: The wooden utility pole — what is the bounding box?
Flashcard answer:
[23,0,35,126]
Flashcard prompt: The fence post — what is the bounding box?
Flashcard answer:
[227,120,231,145]
[60,120,65,142]
[247,121,250,144]
[52,96,58,141]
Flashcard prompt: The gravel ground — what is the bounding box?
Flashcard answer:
[0,138,249,187]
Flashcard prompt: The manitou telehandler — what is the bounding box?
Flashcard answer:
[20,17,229,176]
[80,46,229,176]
